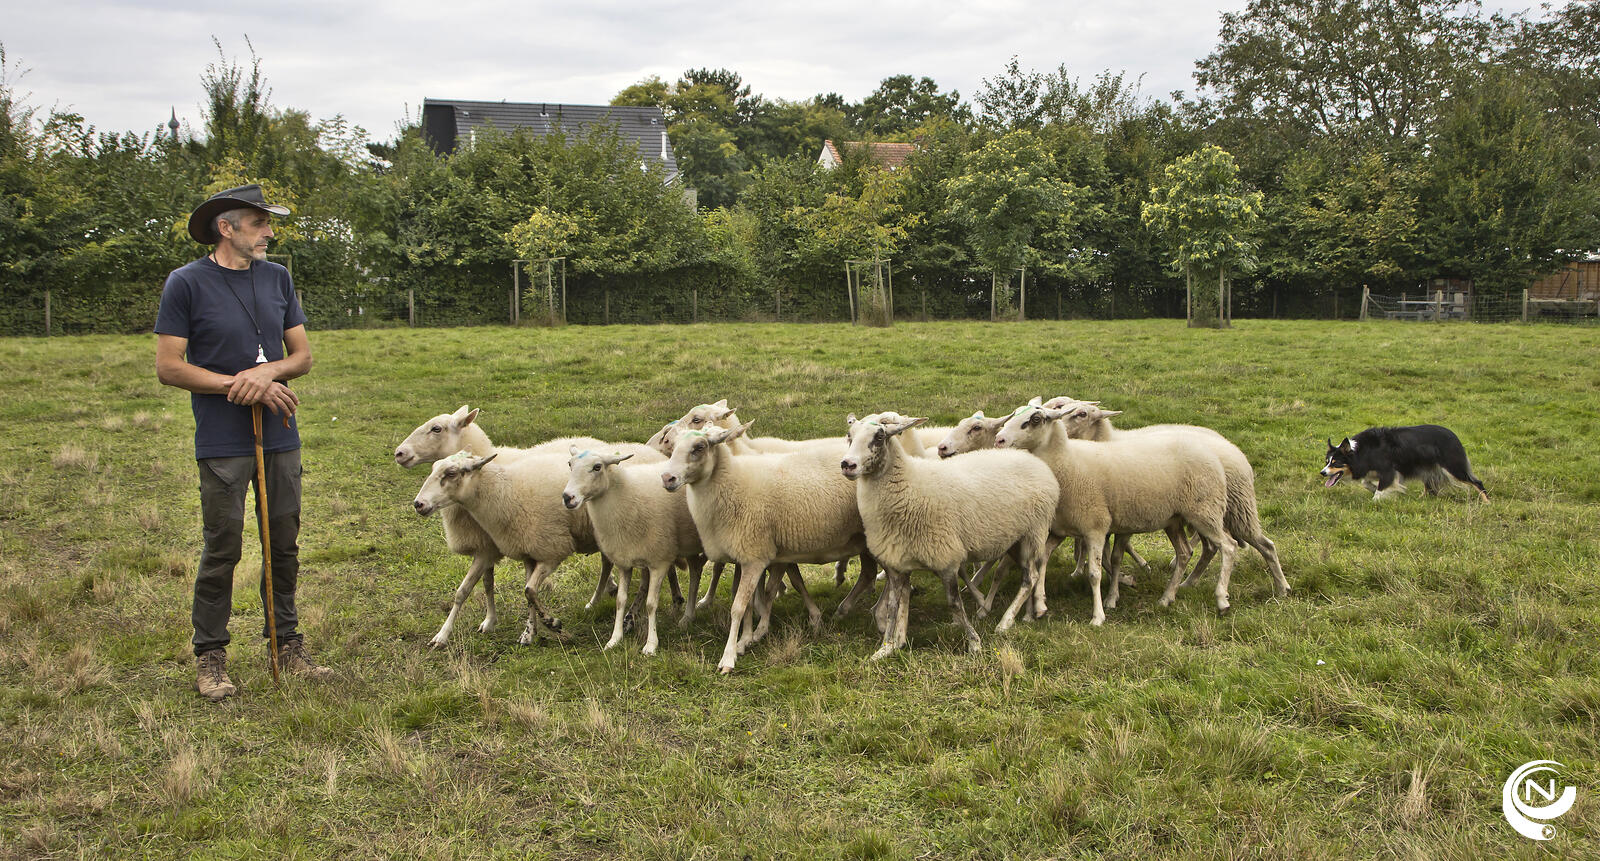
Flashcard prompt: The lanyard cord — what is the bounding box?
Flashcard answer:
[213,253,265,356]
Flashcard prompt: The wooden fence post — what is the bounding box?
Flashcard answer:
[1360,286,1370,321]
[408,289,415,327]
[44,289,52,336]
[692,288,698,324]
[1521,289,1529,323]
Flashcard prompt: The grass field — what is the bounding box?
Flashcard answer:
[1,319,1597,859]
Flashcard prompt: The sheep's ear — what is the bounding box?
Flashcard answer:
[602,452,633,466]
[1028,396,1043,407]
[971,410,985,420]
[1096,408,1123,419]
[451,405,478,427]
[466,452,497,471]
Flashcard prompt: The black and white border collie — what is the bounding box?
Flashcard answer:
[1321,425,1489,502]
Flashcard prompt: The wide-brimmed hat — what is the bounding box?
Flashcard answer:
[186,184,291,244]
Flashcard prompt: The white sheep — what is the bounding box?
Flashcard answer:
[1047,400,1289,610]
[395,406,674,646]
[993,406,1240,626]
[413,451,604,645]
[661,422,871,674]
[562,447,705,655]
[655,402,872,615]
[841,414,1057,659]
[933,403,1149,612]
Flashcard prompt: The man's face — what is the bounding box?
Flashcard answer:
[222,210,274,261]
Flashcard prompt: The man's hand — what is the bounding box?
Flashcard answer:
[224,368,299,426]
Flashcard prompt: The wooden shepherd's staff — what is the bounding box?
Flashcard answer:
[252,403,281,685]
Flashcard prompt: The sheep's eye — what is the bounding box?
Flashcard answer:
[429,425,441,433]
[444,467,457,478]
[1075,411,1086,419]
[693,443,705,453]
[592,463,602,472]
[968,426,980,434]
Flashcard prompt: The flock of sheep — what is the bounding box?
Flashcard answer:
[394,398,1290,673]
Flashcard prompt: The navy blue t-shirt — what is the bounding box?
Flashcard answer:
[155,257,307,459]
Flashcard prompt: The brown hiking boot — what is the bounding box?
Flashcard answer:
[275,639,334,680]
[196,650,236,701]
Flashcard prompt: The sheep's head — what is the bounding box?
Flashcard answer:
[563,447,634,510]
[675,399,738,434]
[938,410,1006,458]
[661,421,750,492]
[842,413,925,479]
[1049,400,1121,439]
[395,405,479,468]
[413,451,496,516]
[646,420,679,456]
[993,404,1056,451]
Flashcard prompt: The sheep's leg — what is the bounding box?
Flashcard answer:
[995,560,1037,633]
[640,564,667,655]
[1069,536,1088,578]
[941,567,982,653]
[719,558,769,673]
[746,566,788,649]
[872,568,898,635]
[835,554,879,619]
[430,551,501,649]
[1243,531,1290,598]
[1104,534,1130,610]
[663,562,684,611]
[1193,527,1239,614]
[696,561,727,611]
[605,566,634,651]
[835,559,848,587]
[978,556,1014,618]
[871,568,912,660]
[621,567,651,634]
[1107,534,1139,586]
[1083,532,1107,626]
[1029,545,1049,621]
[585,556,614,611]
[679,555,707,628]
[1160,521,1210,608]
[518,560,565,645]
[784,563,824,632]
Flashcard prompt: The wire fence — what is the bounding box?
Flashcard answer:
[6,279,1597,336]
[1360,286,1598,325]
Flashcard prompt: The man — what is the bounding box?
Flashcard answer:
[156,183,332,701]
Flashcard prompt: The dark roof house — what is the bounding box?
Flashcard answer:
[423,99,680,182]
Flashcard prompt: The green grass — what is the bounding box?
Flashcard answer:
[2,319,1597,859]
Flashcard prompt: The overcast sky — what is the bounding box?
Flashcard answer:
[3,0,1544,145]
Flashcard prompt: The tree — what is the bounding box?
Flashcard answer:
[1142,145,1263,327]
[797,168,919,325]
[1418,68,1600,296]
[1195,0,1491,143]
[943,129,1099,319]
[853,75,969,136]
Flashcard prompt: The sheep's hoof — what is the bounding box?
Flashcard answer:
[1090,616,1105,627]
[543,616,562,632]
[517,631,534,646]
[1158,596,1175,608]
[603,637,621,651]
[477,619,495,634]
[427,636,449,651]
[870,645,896,661]
[641,644,658,656]
[1104,598,1118,610]
[1119,573,1137,586]
[1216,604,1232,617]
[966,638,982,654]
[717,663,735,675]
